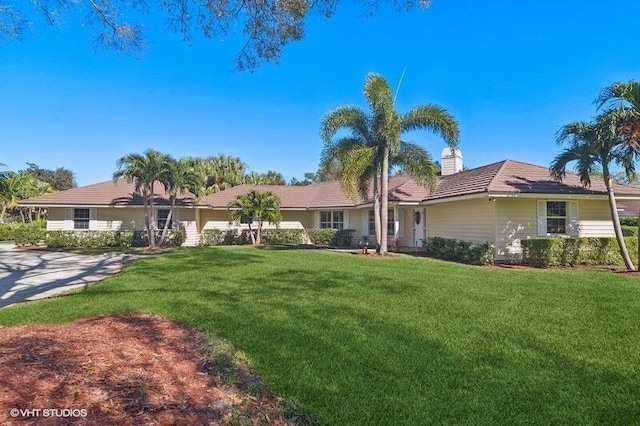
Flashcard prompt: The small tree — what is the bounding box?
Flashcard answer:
[227,190,282,245]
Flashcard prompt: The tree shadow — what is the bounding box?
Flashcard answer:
[0,251,132,308]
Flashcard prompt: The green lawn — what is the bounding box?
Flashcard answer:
[1,247,639,425]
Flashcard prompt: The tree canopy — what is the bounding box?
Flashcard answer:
[1,0,432,70]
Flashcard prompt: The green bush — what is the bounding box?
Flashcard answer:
[306,228,355,247]
[622,225,637,237]
[44,230,184,248]
[14,226,46,246]
[620,216,639,227]
[521,237,639,267]
[261,229,305,245]
[200,229,223,246]
[423,237,495,265]
[0,224,17,241]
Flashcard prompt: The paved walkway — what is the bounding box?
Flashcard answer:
[0,246,133,308]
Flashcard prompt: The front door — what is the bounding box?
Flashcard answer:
[413,208,425,247]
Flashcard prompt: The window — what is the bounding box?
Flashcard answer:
[73,208,90,230]
[320,211,344,229]
[157,209,172,230]
[546,201,566,234]
[369,209,395,235]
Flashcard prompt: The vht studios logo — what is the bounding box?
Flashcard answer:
[10,408,88,418]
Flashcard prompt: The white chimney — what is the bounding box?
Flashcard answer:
[441,148,463,176]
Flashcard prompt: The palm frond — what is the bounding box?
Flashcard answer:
[364,73,394,113]
[596,80,640,111]
[401,105,460,146]
[393,142,437,189]
[320,106,370,144]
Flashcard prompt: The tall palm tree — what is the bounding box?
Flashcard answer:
[320,73,459,254]
[113,149,173,248]
[227,190,282,245]
[158,157,202,245]
[550,113,636,271]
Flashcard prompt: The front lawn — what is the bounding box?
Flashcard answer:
[1,247,639,424]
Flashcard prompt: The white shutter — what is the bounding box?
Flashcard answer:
[64,208,74,230]
[89,208,97,230]
[568,201,579,237]
[343,210,349,228]
[172,208,180,229]
[537,200,547,237]
[362,210,369,236]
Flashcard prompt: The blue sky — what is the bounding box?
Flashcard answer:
[2,0,639,186]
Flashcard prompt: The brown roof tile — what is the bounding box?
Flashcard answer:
[21,159,640,209]
[19,178,200,207]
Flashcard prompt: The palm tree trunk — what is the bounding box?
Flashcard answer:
[373,174,381,254]
[0,204,6,223]
[159,196,175,246]
[255,221,262,245]
[148,184,156,248]
[604,170,635,270]
[248,223,256,245]
[380,147,390,255]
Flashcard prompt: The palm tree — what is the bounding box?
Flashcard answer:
[596,80,640,164]
[550,113,636,271]
[113,149,173,248]
[320,73,459,254]
[0,171,52,223]
[227,190,282,245]
[158,157,202,245]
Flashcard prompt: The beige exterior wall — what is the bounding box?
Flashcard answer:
[96,208,145,231]
[495,198,616,261]
[495,198,537,261]
[426,198,495,245]
[46,208,66,231]
[174,208,198,246]
[576,200,615,237]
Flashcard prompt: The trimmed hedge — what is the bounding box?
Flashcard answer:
[521,237,639,267]
[14,227,46,247]
[262,229,305,245]
[622,225,637,237]
[306,228,354,247]
[45,230,185,249]
[199,229,306,246]
[423,237,495,265]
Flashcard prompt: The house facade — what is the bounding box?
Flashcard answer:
[20,151,640,261]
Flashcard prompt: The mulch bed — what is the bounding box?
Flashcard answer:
[0,314,308,425]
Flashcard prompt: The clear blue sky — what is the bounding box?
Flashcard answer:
[2,0,639,186]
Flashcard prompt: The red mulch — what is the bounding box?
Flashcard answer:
[0,314,305,425]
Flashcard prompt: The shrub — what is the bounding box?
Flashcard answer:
[14,226,46,246]
[423,237,495,265]
[521,237,639,267]
[200,229,223,246]
[0,224,17,241]
[261,229,305,245]
[44,230,184,248]
[306,229,355,247]
[620,216,638,227]
[622,225,636,237]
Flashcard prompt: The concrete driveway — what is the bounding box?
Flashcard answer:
[0,245,133,308]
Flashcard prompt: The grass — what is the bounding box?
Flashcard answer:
[1,247,639,424]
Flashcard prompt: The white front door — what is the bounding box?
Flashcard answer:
[413,208,425,247]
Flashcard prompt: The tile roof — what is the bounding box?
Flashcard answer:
[19,178,200,207]
[19,159,640,209]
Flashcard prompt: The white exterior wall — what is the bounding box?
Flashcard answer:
[426,198,495,244]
